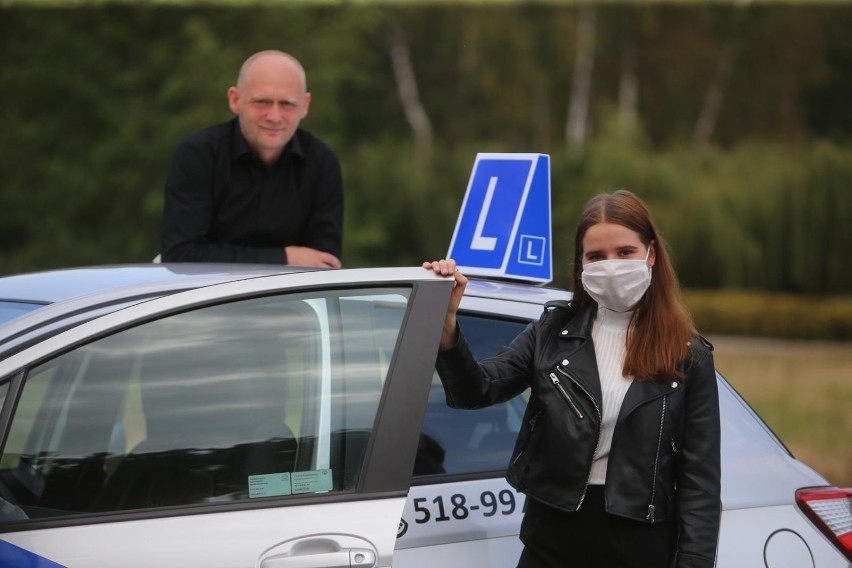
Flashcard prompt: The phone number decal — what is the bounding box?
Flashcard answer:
[412,489,527,524]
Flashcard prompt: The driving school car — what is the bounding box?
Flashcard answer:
[1,152,850,567]
[0,264,849,568]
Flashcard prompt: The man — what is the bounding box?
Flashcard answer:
[161,50,342,266]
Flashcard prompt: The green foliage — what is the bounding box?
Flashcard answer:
[540,117,852,294]
[1,3,851,310]
[0,6,240,269]
[685,289,852,341]
[340,138,476,267]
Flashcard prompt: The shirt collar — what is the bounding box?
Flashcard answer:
[229,118,305,164]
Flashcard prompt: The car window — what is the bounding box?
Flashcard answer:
[415,314,528,477]
[0,287,409,522]
[0,300,45,326]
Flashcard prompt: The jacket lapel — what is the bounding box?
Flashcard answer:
[553,305,602,407]
[617,377,681,425]
[553,304,682,423]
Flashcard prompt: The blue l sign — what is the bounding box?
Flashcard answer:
[448,153,552,283]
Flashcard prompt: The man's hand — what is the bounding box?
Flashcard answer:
[422,259,467,350]
[285,246,342,268]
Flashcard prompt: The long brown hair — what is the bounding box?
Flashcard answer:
[570,190,696,382]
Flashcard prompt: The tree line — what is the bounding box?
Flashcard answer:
[1,3,850,293]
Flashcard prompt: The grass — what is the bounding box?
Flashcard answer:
[709,335,852,488]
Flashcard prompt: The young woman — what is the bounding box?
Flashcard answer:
[424,190,721,568]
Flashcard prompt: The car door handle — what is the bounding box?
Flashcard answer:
[260,538,377,568]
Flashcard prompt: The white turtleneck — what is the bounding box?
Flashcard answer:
[588,307,634,485]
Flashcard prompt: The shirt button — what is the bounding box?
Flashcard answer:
[562,359,569,366]
[561,330,568,336]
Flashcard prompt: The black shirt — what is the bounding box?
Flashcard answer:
[161,118,343,264]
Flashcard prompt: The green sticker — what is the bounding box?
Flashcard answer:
[291,469,333,494]
[248,472,292,498]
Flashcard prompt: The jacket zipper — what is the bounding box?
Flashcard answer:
[512,411,542,466]
[556,365,601,511]
[646,395,667,522]
[549,371,584,419]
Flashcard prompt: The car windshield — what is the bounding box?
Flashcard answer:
[0,300,46,326]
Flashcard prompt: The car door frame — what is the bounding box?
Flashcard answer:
[0,267,452,568]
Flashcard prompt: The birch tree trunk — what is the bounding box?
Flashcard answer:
[388,20,433,170]
[693,0,751,146]
[566,1,596,149]
[618,11,639,136]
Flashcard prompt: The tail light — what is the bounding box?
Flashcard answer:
[795,486,852,561]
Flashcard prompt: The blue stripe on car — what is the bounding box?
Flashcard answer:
[0,540,66,568]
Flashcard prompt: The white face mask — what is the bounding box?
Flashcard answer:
[581,249,652,312]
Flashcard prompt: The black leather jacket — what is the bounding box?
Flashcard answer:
[436,302,721,568]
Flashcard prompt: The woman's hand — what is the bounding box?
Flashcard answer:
[422,259,468,350]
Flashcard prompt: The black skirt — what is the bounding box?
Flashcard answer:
[516,486,675,568]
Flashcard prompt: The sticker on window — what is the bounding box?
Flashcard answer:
[248,473,292,498]
[248,469,333,498]
[291,469,333,494]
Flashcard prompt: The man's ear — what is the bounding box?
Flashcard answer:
[301,92,312,119]
[227,86,240,114]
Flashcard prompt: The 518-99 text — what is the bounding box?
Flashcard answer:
[412,490,528,524]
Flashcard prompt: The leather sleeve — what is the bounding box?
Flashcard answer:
[675,342,722,568]
[435,321,536,409]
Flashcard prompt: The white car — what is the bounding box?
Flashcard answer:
[0,264,849,567]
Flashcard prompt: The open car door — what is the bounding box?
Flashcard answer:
[0,268,451,568]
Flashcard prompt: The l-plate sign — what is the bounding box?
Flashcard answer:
[447,153,552,284]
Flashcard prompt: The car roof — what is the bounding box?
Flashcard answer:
[462,278,571,305]
[0,264,571,328]
[0,263,299,305]
[0,264,569,306]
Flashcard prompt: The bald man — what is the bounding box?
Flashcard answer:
[161,51,343,266]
